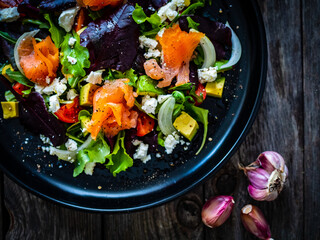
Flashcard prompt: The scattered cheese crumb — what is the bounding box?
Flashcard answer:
[35,78,67,96]
[133,142,151,163]
[48,95,60,113]
[139,36,158,49]
[67,89,78,100]
[141,95,158,114]
[65,138,78,151]
[144,49,161,59]
[68,37,76,47]
[67,56,77,65]
[86,71,103,85]
[164,132,180,154]
[198,67,218,84]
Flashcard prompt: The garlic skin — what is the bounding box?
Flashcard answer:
[241,204,273,240]
[241,151,288,201]
[201,195,235,228]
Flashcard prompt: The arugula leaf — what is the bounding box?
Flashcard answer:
[158,131,165,147]
[106,68,138,87]
[44,14,65,47]
[184,102,208,155]
[74,135,110,177]
[61,31,90,88]
[5,68,34,87]
[22,19,50,29]
[171,2,205,24]
[0,30,16,44]
[132,4,163,37]
[5,90,16,102]
[106,131,133,177]
[169,83,192,91]
[187,16,200,30]
[214,60,232,72]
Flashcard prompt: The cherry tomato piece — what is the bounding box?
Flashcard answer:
[136,112,155,137]
[12,82,29,95]
[54,97,82,123]
[194,83,207,106]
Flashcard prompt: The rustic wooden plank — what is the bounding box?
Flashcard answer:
[302,0,320,238]
[4,176,102,240]
[103,185,204,240]
[204,0,304,239]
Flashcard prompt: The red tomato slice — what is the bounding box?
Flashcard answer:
[54,97,82,123]
[136,112,155,137]
[195,83,207,106]
[12,82,29,95]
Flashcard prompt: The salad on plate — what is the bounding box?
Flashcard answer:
[0,0,241,177]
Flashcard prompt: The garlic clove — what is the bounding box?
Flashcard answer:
[248,184,278,201]
[241,204,272,240]
[247,168,270,189]
[201,195,235,228]
[258,151,286,174]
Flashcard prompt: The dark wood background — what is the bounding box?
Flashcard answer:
[1,0,319,239]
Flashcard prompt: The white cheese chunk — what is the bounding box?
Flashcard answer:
[139,36,158,49]
[68,37,76,47]
[35,78,67,96]
[58,6,80,32]
[141,95,158,114]
[0,7,20,22]
[144,49,161,59]
[85,71,103,85]
[198,67,218,84]
[164,132,180,154]
[67,89,78,100]
[65,138,78,151]
[67,56,77,65]
[48,95,60,113]
[133,142,151,163]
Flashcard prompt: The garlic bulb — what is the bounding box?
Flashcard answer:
[201,195,235,228]
[240,151,288,201]
[241,204,273,240]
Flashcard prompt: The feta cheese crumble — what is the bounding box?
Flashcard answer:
[164,132,180,154]
[158,0,187,23]
[65,138,78,151]
[144,49,161,59]
[68,37,76,47]
[198,67,218,84]
[67,89,78,100]
[35,78,67,96]
[67,56,77,65]
[84,162,96,175]
[58,6,80,32]
[48,95,60,113]
[141,95,158,114]
[0,7,20,22]
[133,142,151,163]
[139,36,158,49]
[86,71,103,85]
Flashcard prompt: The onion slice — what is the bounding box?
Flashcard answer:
[49,135,93,162]
[219,22,242,70]
[14,30,40,76]
[158,96,176,136]
[190,29,216,68]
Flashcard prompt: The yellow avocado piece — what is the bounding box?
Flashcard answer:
[79,83,100,107]
[1,102,19,119]
[173,111,199,141]
[205,77,226,98]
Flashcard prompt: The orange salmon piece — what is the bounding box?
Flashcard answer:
[87,79,137,139]
[155,24,204,88]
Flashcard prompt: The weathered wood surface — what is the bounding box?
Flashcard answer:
[1,0,319,239]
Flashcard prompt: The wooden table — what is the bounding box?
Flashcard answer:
[1,0,319,239]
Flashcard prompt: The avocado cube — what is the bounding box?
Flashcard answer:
[205,77,225,98]
[137,76,165,97]
[80,83,100,107]
[173,111,199,141]
[1,102,19,119]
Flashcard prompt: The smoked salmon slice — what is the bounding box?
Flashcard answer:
[144,24,204,88]
[87,79,138,139]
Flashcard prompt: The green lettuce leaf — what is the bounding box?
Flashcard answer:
[184,102,208,155]
[73,135,110,177]
[106,68,138,87]
[0,30,16,44]
[4,68,34,87]
[44,14,65,47]
[106,131,133,177]
[60,31,90,88]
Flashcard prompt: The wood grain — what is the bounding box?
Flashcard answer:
[302,0,320,238]
[2,0,319,239]
[4,176,102,240]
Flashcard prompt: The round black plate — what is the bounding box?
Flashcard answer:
[0,0,267,212]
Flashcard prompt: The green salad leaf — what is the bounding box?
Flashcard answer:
[73,135,110,177]
[5,91,16,102]
[106,68,138,87]
[0,30,16,44]
[184,102,208,155]
[61,31,90,88]
[132,4,163,37]
[187,16,200,30]
[44,14,65,47]
[22,19,50,29]
[4,68,34,87]
[106,131,133,177]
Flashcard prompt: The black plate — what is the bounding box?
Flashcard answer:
[0,0,267,212]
